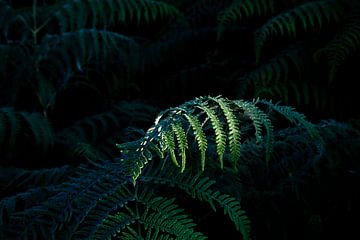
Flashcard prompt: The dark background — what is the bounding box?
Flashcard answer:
[1,0,360,239]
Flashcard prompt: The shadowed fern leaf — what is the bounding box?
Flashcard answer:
[141,162,251,239]
[52,0,182,32]
[217,0,275,38]
[40,29,139,74]
[241,46,305,92]
[315,20,360,83]
[0,108,53,156]
[254,0,342,62]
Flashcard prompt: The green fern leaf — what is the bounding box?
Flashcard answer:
[171,123,188,172]
[183,113,208,171]
[234,99,274,164]
[162,129,180,168]
[210,97,240,168]
[196,102,227,168]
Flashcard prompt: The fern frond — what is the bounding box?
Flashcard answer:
[93,212,137,240]
[315,20,360,83]
[0,166,70,196]
[260,100,324,146]
[53,0,181,32]
[40,29,138,73]
[241,46,305,92]
[141,164,251,240]
[138,194,207,240]
[118,96,319,183]
[256,81,328,112]
[0,108,54,156]
[217,0,275,38]
[79,185,137,239]
[254,0,342,62]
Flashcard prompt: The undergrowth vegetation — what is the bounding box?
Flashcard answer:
[0,0,359,239]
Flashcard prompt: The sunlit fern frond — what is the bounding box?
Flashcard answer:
[117,96,321,184]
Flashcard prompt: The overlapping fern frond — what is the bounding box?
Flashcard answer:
[238,46,305,97]
[315,19,360,83]
[0,157,251,239]
[141,161,251,239]
[39,29,139,77]
[217,0,275,38]
[46,0,182,32]
[254,0,343,62]
[0,108,54,158]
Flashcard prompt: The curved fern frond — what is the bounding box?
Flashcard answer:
[40,29,139,74]
[141,163,251,240]
[0,166,70,196]
[260,100,324,146]
[75,184,136,239]
[242,46,305,88]
[315,20,360,83]
[137,194,207,239]
[217,0,275,38]
[254,0,342,62]
[118,96,320,183]
[84,185,206,239]
[52,0,182,32]
[0,108,54,156]
[256,81,328,112]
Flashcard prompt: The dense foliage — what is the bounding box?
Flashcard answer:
[1,0,359,239]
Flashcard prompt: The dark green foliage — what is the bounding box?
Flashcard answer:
[1,0,360,239]
[254,0,343,63]
[0,108,54,158]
